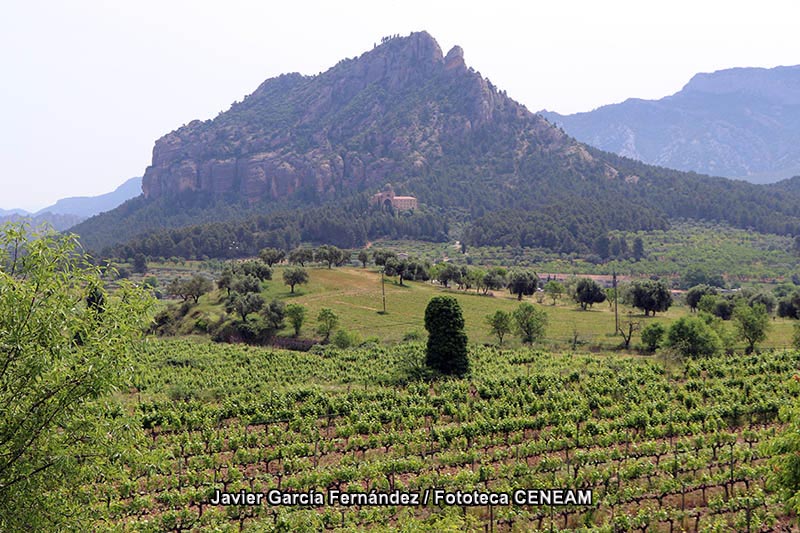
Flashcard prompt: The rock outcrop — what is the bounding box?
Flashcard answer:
[142,31,576,203]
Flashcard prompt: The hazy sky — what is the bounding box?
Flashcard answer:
[2,0,798,211]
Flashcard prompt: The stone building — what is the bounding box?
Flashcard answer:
[370,184,417,211]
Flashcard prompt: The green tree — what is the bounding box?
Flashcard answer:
[543,280,563,305]
[239,260,272,281]
[733,302,770,354]
[485,310,512,346]
[405,259,431,282]
[132,252,148,274]
[288,248,313,266]
[792,322,800,349]
[259,247,285,267]
[681,267,724,290]
[778,291,800,319]
[261,299,286,330]
[166,277,189,301]
[282,267,309,293]
[316,308,339,342]
[697,294,734,320]
[285,304,306,337]
[231,274,262,295]
[630,280,673,316]
[593,234,610,260]
[433,263,462,289]
[665,316,722,358]
[640,322,666,352]
[748,291,777,315]
[481,268,507,295]
[512,303,548,344]
[632,237,645,261]
[685,284,717,312]
[357,249,369,268]
[508,270,538,301]
[384,257,408,286]
[574,278,606,310]
[371,249,396,267]
[226,292,265,320]
[0,225,152,530]
[217,265,235,296]
[315,245,346,269]
[184,274,213,303]
[424,296,469,376]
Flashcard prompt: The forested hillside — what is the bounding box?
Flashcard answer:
[71,32,800,256]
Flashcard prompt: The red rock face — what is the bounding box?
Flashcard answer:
[140,31,574,203]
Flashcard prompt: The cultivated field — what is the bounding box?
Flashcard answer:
[88,339,797,531]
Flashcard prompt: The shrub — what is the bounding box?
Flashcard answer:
[665,316,722,358]
[640,322,665,352]
[332,329,360,349]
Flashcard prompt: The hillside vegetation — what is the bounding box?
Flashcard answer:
[71,32,800,256]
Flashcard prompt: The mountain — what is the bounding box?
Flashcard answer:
[541,65,800,183]
[0,208,29,217]
[0,212,85,232]
[72,33,800,256]
[35,177,142,218]
[1,177,142,232]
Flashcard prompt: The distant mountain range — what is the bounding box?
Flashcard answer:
[0,177,141,231]
[35,176,142,218]
[69,33,800,256]
[541,65,800,183]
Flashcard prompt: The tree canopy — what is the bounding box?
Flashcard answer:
[508,270,538,301]
[628,280,672,316]
[574,278,606,310]
[0,225,153,530]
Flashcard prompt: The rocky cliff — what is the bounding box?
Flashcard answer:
[141,31,581,203]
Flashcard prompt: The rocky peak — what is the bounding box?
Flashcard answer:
[444,45,465,71]
[141,31,575,202]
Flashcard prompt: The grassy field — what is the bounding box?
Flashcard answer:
[169,265,799,351]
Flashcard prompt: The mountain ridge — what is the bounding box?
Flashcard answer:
[70,33,800,255]
[541,64,800,182]
[35,176,142,218]
[1,177,142,231]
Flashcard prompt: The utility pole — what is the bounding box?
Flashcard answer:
[613,270,619,334]
[381,267,386,314]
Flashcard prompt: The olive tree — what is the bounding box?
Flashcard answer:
[508,270,538,301]
[283,267,309,293]
[574,278,606,310]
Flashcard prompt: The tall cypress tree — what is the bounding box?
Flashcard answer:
[424,296,469,376]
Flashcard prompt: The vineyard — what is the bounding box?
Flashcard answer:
[84,339,800,532]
